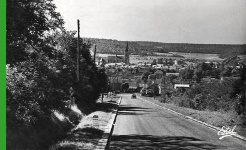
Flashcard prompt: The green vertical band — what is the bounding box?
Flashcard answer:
[1,0,6,149]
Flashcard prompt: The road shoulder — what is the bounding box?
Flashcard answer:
[50,96,121,150]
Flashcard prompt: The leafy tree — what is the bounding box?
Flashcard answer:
[97,67,108,93]
[151,59,157,66]
[6,0,64,65]
[122,83,129,92]
[141,71,151,84]
[157,58,163,64]
[201,62,212,71]
[192,62,212,81]
[7,2,67,148]
[180,68,194,79]
[167,59,174,66]
[154,70,164,80]
[209,68,221,78]
[177,78,239,111]
[167,74,178,84]
[221,66,233,77]
[233,63,246,114]
[148,74,156,82]
[163,59,168,65]
[132,68,137,75]
[148,67,156,74]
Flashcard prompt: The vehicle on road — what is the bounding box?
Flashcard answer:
[115,90,121,94]
[131,93,136,99]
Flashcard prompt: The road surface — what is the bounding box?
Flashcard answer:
[109,94,246,149]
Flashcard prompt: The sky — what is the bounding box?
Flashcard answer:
[54,0,246,44]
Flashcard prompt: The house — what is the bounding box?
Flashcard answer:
[174,84,189,89]
[141,83,160,96]
[105,63,116,68]
[166,73,180,76]
[174,60,186,66]
[107,56,124,63]
[97,57,107,66]
[157,64,164,68]
[109,76,122,83]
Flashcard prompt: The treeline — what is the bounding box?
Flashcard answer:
[85,38,246,57]
[6,1,107,149]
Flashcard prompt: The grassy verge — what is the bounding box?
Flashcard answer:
[50,96,120,150]
[139,95,246,137]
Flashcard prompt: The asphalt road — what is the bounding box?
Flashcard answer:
[108,94,246,150]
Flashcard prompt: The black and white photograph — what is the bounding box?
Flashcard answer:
[6,0,246,149]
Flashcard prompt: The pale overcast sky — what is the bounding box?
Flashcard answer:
[54,0,246,44]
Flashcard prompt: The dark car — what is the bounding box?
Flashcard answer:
[131,93,136,99]
[115,90,121,94]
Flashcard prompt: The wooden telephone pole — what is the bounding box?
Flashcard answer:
[77,19,80,82]
[94,45,97,64]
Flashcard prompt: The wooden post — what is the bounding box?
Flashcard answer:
[153,82,155,99]
[77,19,80,82]
[94,45,97,64]
[113,77,115,92]
[101,92,104,103]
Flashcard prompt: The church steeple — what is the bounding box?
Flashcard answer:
[125,42,129,64]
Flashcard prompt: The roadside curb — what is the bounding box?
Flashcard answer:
[95,95,122,150]
[138,94,246,142]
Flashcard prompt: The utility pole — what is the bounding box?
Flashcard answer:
[77,19,80,82]
[125,42,129,64]
[153,82,155,99]
[101,90,104,103]
[94,45,97,64]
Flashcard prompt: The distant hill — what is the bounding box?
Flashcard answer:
[83,38,246,58]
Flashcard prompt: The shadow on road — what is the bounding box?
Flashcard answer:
[95,102,118,113]
[118,106,150,111]
[108,134,224,150]
[117,105,152,116]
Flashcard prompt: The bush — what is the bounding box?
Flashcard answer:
[7,112,71,149]
[6,63,72,149]
[165,78,242,113]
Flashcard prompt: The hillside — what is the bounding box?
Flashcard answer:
[83,38,246,58]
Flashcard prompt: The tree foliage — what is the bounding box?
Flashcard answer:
[6,0,64,65]
[6,1,108,149]
[141,71,151,83]
[180,68,194,79]
[151,59,157,66]
[148,74,156,81]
